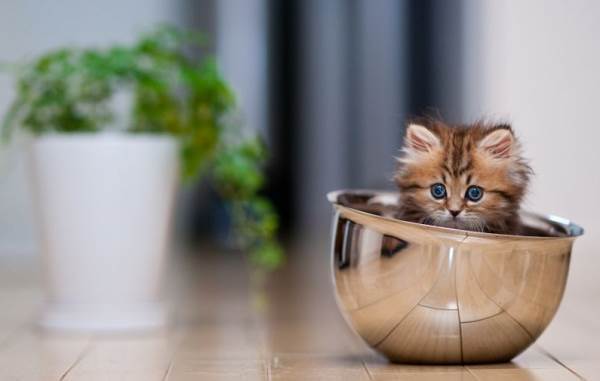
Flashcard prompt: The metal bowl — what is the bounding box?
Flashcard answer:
[328,190,583,364]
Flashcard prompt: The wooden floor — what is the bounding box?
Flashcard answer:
[0,239,597,380]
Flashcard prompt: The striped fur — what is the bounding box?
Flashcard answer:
[394,119,532,234]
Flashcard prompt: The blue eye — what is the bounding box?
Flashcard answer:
[430,183,447,199]
[466,186,483,202]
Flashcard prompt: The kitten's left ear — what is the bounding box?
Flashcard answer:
[479,126,514,159]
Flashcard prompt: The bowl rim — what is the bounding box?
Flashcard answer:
[328,189,584,241]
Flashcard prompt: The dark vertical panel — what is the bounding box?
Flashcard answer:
[407,0,434,118]
[345,0,361,187]
[174,0,221,245]
[265,0,298,233]
[177,0,216,51]
[430,0,464,123]
[407,0,464,122]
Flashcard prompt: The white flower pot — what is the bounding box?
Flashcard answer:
[29,133,179,332]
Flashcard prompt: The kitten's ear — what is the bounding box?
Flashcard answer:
[479,126,514,159]
[405,124,440,153]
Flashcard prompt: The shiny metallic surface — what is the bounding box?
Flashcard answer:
[328,190,584,364]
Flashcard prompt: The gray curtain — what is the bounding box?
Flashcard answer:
[192,0,465,238]
[293,0,465,235]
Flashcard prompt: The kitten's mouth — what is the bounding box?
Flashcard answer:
[433,217,469,230]
[442,220,462,228]
[429,215,486,232]
[421,213,485,231]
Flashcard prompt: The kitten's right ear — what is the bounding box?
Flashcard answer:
[404,124,441,153]
[479,126,514,159]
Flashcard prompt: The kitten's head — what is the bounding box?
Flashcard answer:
[394,119,532,233]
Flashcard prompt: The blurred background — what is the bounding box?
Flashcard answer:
[0,0,597,294]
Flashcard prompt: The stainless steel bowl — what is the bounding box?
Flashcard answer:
[328,190,583,364]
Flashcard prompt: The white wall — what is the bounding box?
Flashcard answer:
[0,0,181,256]
[463,0,600,294]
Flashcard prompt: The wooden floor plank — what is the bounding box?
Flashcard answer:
[534,285,600,380]
[467,368,580,381]
[167,359,268,381]
[0,243,596,380]
[63,333,176,381]
[269,355,370,381]
[466,346,563,371]
[0,330,91,380]
[466,347,582,380]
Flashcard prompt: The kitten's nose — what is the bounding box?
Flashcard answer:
[449,209,461,217]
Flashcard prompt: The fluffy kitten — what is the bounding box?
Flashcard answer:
[394,119,532,234]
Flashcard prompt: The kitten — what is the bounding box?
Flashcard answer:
[394,119,532,234]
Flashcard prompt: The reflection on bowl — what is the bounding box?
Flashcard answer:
[328,190,583,364]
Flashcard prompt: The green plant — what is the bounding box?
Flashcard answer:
[2,25,283,270]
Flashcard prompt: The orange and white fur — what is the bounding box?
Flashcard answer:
[394,119,531,234]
